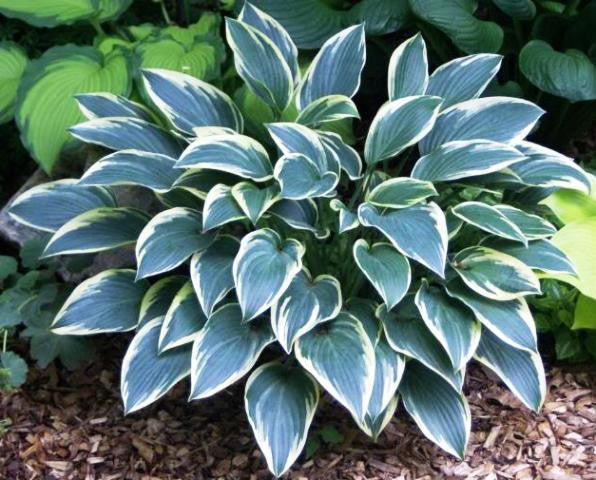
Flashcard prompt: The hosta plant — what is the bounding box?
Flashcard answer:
[9,4,591,476]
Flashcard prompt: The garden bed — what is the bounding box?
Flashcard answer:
[1,346,594,480]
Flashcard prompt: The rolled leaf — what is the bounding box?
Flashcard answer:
[452,201,527,244]
[231,182,279,224]
[318,131,362,180]
[296,95,359,126]
[388,33,428,100]
[138,276,187,328]
[330,199,360,233]
[365,177,437,209]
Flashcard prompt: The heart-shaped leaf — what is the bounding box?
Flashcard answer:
[231,182,279,224]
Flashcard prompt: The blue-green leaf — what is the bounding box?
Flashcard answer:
[452,201,527,244]
[202,184,246,231]
[75,93,152,121]
[388,33,428,100]
[274,153,338,200]
[494,205,556,239]
[266,122,328,173]
[318,131,362,180]
[269,199,323,235]
[365,177,437,209]
[138,276,187,328]
[296,95,359,127]
[231,182,279,224]
[329,199,359,233]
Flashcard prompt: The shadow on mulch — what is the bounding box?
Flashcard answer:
[0,340,594,480]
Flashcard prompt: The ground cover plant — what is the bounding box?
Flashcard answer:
[8,3,593,477]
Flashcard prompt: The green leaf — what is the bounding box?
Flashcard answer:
[16,46,131,172]
[519,40,596,102]
[444,279,537,352]
[202,184,246,231]
[136,208,215,279]
[0,0,96,27]
[358,202,448,277]
[365,177,437,209]
[271,270,342,352]
[226,17,294,111]
[409,0,503,54]
[353,240,410,309]
[177,134,273,182]
[0,352,27,388]
[452,246,540,301]
[233,229,304,321]
[415,281,480,370]
[296,95,359,127]
[79,150,178,193]
[142,69,242,135]
[296,312,375,421]
[0,256,17,281]
[364,95,442,165]
[138,276,187,328]
[379,303,464,391]
[53,270,148,335]
[274,153,338,200]
[475,328,545,411]
[297,25,365,111]
[573,295,596,330]
[75,92,152,121]
[411,140,525,182]
[42,207,149,257]
[400,361,470,458]
[426,54,502,110]
[9,180,116,232]
[347,0,411,37]
[492,0,535,19]
[419,97,544,156]
[388,33,428,100]
[452,201,527,244]
[245,362,319,477]
[329,199,359,233]
[159,282,207,352]
[0,42,28,124]
[121,318,191,413]
[231,182,279,224]
[190,303,274,399]
[542,181,596,224]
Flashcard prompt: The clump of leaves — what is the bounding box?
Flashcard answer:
[9,4,592,476]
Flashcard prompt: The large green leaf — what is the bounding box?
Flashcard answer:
[519,40,596,102]
[388,33,428,100]
[541,176,596,224]
[136,208,215,279]
[52,269,148,335]
[400,361,470,458]
[189,303,274,399]
[409,0,503,54]
[233,228,304,321]
[121,318,191,413]
[16,46,132,172]
[358,202,448,277]
[245,362,319,477]
[0,42,28,124]
[452,201,527,244]
[492,0,535,19]
[42,207,149,257]
[573,295,596,330]
[138,276,187,328]
[9,179,116,232]
[415,281,480,370]
[296,312,375,421]
[271,270,341,352]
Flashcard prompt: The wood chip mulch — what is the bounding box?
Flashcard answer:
[0,348,594,480]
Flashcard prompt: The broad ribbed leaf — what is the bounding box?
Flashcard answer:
[426,54,502,109]
[379,303,463,391]
[9,179,116,232]
[233,229,304,321]
[226,18,293,111]
[483,238,577,276]
[400,361,470,458]
[519,40,596,102]
[296,312,375,420]
[492,0,535,19]
[297,25,366,110]
[388,33,428,100]
[245,362,318,477]
[75,93,151,121]
[495,205,556,239]
[409,0,503,54]
[16,46,131,172]
[353,240,410,309]
[0,41,28,123]
[330,199,359,233]
[364,96,442,165]
[319,131,362,180]
[79,150,178,193]
[158,282,207,352]
[138,276,187,328]
[266,122,328,172]
[445,280,537,352]
[190,303,274,399]
[231,182,278,224]
[190,235,239,317]
[452,201,527,244]
[411,140,526,182]
[274,153,338,200]
[142,69,242,135]
[121,318,191,413]
[177,134,273,182]
[296,95,359,126]
[415,281,480,370]
[202,184,245,231]
[70,117,181,158]
[271,270,342,352]
[53,270,148,335]
[475,328,545,411]
[365,177,437,209]
[419,97,544,155]
[0,0,109,27]
[42,207,149,257]
[358,202,448,277]
[136,208,215,279]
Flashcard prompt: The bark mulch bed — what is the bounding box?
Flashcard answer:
[0,353,594,480]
